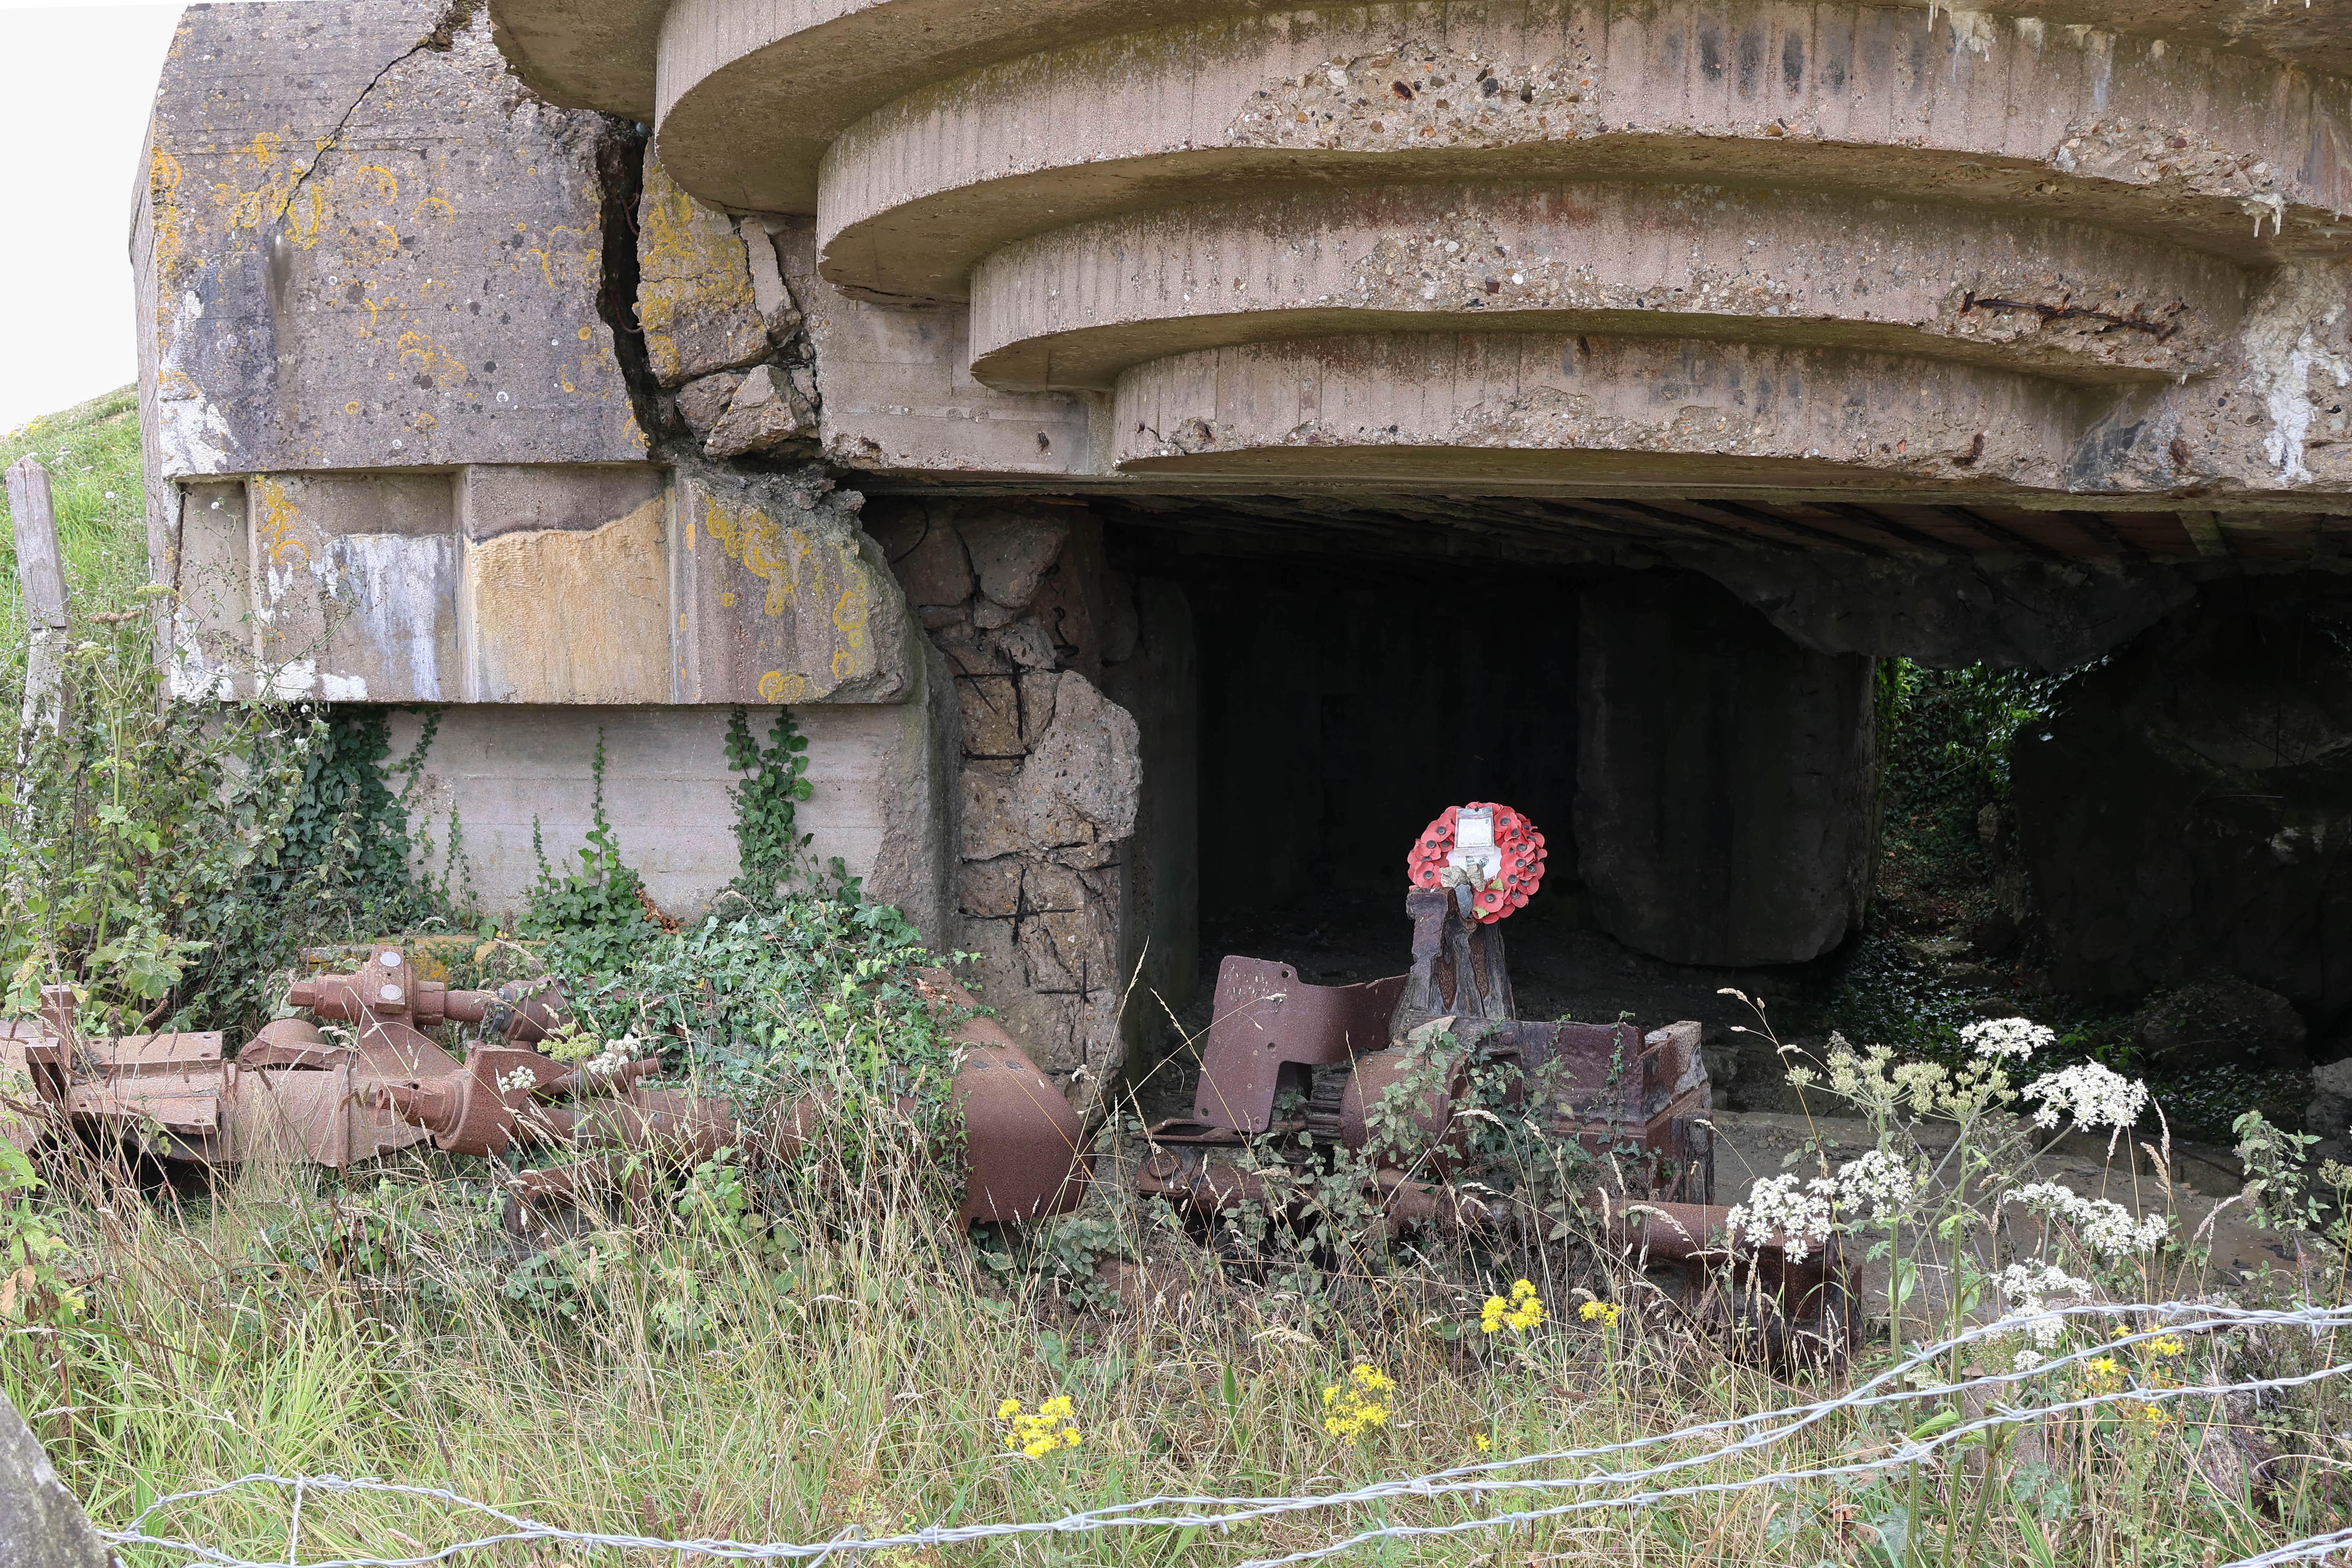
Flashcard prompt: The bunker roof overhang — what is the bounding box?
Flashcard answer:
[489,0,2352,213]
[487,0,2352,512]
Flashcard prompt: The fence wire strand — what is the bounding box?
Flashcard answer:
[97,1301,2352,1568]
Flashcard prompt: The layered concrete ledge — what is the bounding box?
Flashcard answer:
[1109,334,2084,488]
[456,0,2352,506]
[606,0,2352,216]
[813,8,2352,304]
[968,183,2246,391]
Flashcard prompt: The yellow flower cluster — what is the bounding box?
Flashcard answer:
[997,1395,1082,1458]
[1578,1299,1622,1330]
[1480,1279,1544,1334]
[1322,1364,1395,1443]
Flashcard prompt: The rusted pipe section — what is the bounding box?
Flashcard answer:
[1603,1194,1851,1326]
[287,967,570,1044]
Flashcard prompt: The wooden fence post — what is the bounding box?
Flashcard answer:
[4,456,69,735]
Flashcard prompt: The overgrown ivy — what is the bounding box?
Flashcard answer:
[1876,659,2065,806]
[515,733,657,975]
[494,708,961,1190]
[725,705,813,898]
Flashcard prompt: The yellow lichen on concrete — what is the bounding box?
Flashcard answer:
[249,476,306,567]
[699,493,799,617]
[695,491,886,698]
[635,153,766,386]
[463,497,670,703]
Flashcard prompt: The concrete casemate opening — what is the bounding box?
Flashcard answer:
[1100,515,1861,1102]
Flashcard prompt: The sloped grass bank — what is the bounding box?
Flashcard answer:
[0,386,148,654]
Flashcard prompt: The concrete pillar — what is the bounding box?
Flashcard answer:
[2014,579,2352,1035]
[871,500,1170,1108]
[1575,573,1877,967]
[1102,577,1200,1059]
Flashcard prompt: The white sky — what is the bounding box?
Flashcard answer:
[0,2,186,434]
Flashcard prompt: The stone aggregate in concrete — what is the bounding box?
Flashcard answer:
[703,365,811,458]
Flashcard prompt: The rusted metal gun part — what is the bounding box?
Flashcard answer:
[7,946,1092,1235]
[1511,1019,1712,1200]
[1604,1195,1852,1332]
[1302,1020,1709,1197]
[1321,1044,1473,1169]
[1134,867,1714,1233]
[288,953,568,1044]
[915,967,1093,1223]
[496,965,1094,1224]
[1131,1147,1506,1240]
[1188,957,1406,1135]
[1391,887,1515,1036]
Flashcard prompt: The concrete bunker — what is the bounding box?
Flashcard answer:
[131,0,2352,1122]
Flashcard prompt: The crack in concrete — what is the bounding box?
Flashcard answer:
[274,0,481,230]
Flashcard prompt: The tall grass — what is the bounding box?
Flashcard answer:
[9,1100,2343,1568]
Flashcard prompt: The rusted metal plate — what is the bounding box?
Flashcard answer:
[1392,888,1514,1035]
[1192,957,1405,1133]
[70,1080,221,1135]
[351,1023,460,1085]
[82,1033,225,1073]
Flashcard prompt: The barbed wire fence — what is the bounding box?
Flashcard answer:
[99,1301,2352,1568]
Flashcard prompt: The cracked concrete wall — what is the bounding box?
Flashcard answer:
[138,0,647,483]
[137,0,962,946]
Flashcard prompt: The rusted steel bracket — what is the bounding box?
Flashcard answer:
[1392,887,1515,1035]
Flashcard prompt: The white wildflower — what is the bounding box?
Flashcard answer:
[1724,1173,1836,1264]
[1993,1258,2093,1352]
[2003,1182,2169,1259]
[1832,1148,1917,1225]
[2012,1348,2045,1373]
[1961,1017,2054,1061]
[1996,1258,2092,1311]
[583,1032,642,1079]
[2023,1061,2149,1132]
[495,1066,538,1096]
